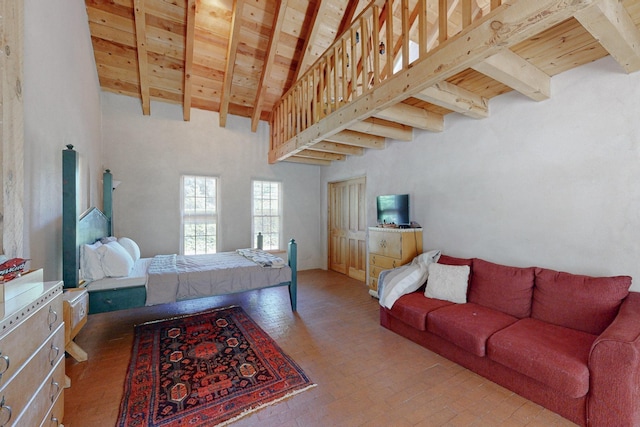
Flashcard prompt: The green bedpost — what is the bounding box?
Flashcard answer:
[62,145,79,288]
[103,169,113,235]
[288,238,297,311]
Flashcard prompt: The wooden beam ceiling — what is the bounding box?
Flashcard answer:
[133,0,150,115]
[219,0,244,128]
[182,0,196,121]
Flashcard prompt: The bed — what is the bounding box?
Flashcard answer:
[61,146,297,314]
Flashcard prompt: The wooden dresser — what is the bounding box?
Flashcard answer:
[367,227,423,297]
[0,280,65,426]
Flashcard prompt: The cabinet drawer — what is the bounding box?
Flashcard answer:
[64,289,88,343]
[11,356,64,427]
[369,254,399,270]
[41,390,64,427]
[0,292,63,389]
[369,264,392,283]
[368,230,402,258]
[369,277,378,293]
[0,323,64,425]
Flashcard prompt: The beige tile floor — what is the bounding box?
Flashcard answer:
[64,269,577,426]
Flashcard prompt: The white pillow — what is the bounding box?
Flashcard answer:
[118,237,141,261]
[100,236,118,244]
[425,263,470,304]
[97,241,134,277]
[379,249,441,309]
[80,241,104,281]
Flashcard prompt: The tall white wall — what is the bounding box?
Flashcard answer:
[23,0,102,281]
[322,56,640,291]
[101,93,323,270]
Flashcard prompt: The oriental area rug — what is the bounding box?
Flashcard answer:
[117,305,315,427]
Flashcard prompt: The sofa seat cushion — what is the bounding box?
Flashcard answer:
[469,258,535,318]
[387,293,453,331]
[427,303,518,357]
[487,318,597,398]
[532,268,631,335]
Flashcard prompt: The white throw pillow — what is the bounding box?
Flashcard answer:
[80,241,104,281]
[118,237,141,261]
[98,241,134,277]
[379,249,442,309]
[425,263,470,304]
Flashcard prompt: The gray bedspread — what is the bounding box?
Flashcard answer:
[145,251,292,306]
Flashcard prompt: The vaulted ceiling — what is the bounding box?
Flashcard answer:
[86,0,640,165]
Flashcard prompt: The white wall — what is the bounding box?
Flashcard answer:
[101,93,323,270]
[23,0,102,281]
[322,56,640,291]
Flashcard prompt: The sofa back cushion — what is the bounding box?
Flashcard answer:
[469,259,535,318]
[532,268,631,335]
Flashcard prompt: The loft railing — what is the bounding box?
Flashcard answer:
[269,0,502,160]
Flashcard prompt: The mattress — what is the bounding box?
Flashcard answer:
[85,258,151,292]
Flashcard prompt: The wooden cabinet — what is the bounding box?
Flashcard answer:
[367,227,423,297]
[0,280,64,426]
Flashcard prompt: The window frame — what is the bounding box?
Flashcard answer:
[251,179,283,251]
[180,174,219,255]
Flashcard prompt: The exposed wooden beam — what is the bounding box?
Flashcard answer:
[182,0,196,121]
[336,0,363,40]
[349,117,413,141]
[415,80,489,119]
[374,103,444,131]
[296,149,347,162]
[133,0,150,115]
[286,156,332,166]
[575,0,640,73]
[312,141,365,156]
[472,49,550,101]
[251,0,287,132]
[294,1,324,81]
[219,0,245,128]
[323,130,386,149]
[270,0,596,163]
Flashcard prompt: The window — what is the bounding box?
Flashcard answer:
[252,180,282,250]
[181,175,217,255]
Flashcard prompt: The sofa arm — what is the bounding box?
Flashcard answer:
[588,291,640,426]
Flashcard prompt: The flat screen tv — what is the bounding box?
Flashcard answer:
[376,194,409,226]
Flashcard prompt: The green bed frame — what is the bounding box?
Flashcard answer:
[61,145,298,314]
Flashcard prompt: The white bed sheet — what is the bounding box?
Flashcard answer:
[85,258,151,292]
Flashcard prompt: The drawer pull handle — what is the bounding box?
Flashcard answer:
[48,306,58,330]
[50,345,60,366]
[379,239,387,248]
[51,380,60,403]
[0,396,12,426]
[392,260,397,268]
[51,416,60,426]
[0,354,9,378]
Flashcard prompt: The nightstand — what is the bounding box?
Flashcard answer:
[63,287,89,363]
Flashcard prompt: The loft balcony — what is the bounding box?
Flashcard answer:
[269,0,640,165]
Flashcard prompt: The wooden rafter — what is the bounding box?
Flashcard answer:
[133,0,150,115]
[349,117,413,141]
[575,0,640,73]
[323,130,385,149]
[219,0,245,128]
[414,80,489,119]
[294,1,326,81]
[472,49,550,101]
[312,141,365,156]
[251,0,287,132]
[182,0,196,121]
[374,103,444,131]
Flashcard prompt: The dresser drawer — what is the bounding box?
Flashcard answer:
[368,230,402,258]
[41,390,64,427]
[10,356,65,427]
[369,254,399,270]
[0,291,63,389]
[0,322,64,425]
[64,288,88,344]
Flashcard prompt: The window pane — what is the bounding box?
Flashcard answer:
[182,175,217,254]
[252,180,281,250]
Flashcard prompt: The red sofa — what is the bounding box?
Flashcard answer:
[379,255,640,426]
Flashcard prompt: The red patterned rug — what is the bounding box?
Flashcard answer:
[117,305,314,427]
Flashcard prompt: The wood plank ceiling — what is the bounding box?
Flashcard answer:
[86,0,640,165]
